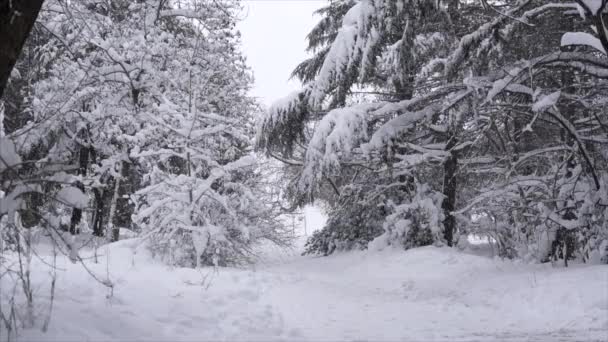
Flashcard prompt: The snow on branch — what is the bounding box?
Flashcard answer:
[561,32,607,55]
[485,52,608,104]
[256,86,311,155]
[444,14,508,81]
[454,176,551,215]
[531,52,608,77]
[363,105,440,153]
[509,146,573,173]
[516,2,580,20]
[577,0,606,15]
[56,186,89,209]
[309,0,377,107]
[364,87,470,153]
[532,91,561,113]
[394,143,450,169]
[575,0,608,55]
[159,9,206,20]
[299,102,381,192]
[0,184,42,222]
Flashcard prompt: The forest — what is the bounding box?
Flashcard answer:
[0,0,607,341]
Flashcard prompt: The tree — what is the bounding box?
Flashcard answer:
[0,0,44,97]
[258,0,608,263]
[6,0,290,267]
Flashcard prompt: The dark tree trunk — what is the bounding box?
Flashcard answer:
[69,144,89,235]
[551,69,579,266]
[0,0,44,98]
[111,223,119,242]
[442,137,458,247]
[92,188,105,237]
[89,146,108,237]
[115,161,135,231]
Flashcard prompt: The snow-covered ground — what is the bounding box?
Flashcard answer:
[2,237,607,342]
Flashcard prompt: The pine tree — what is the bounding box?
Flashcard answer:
[259,0,608,262]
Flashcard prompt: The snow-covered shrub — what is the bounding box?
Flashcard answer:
[302,177,386,256]
[369,184,444,251]
[303,201,385,256]
[134,160,288,268]
[304,182,445,255]
[11,0,291,268]
[462,161,608,264]
[570,175,608,264]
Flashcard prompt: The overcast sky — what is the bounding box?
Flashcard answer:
[237,2,328,231]
[237,0,325,107]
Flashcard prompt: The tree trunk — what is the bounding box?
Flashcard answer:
[0,0,44,98]
[114,159,135,230]
[106,160,124,242]
[69,144,89,235]
[92,188,105,237]
[442,137,458,247]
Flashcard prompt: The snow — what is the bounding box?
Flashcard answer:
[299,102,380,191]
[364,105,439,152]
[308,0,376,107]
[486,67,523,102]
[0,138,22,173]
[3,238,607,341]
[532,91,561,113]
[581,0,604,15]
[302,205,327,235]
[0,185,41,220]
[561,32,607,55]
[56,186,89,209]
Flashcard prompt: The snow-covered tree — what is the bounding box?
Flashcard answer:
[3,0,289,267]
[259,0,608,263]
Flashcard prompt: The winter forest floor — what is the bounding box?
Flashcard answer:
[2,236,607,342]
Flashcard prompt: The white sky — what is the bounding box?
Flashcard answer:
[238,0,329,233]
[237,0,325,107]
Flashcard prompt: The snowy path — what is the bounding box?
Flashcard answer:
[257,249,608,341]
[4,240,608,341]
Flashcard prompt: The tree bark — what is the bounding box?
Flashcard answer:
[0,0,44,98]
[68,144,89,234]
[107,159,124,242]
[442,137,458,247]
[92,188,105,237]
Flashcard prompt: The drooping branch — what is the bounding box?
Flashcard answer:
[547,108,601,190]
